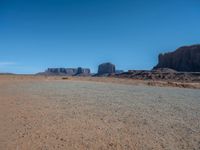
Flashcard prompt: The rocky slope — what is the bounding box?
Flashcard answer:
[112,68,200,82]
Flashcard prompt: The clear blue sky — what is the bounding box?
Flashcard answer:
[0,0,200,74]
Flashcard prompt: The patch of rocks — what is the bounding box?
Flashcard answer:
[112,68,200,82]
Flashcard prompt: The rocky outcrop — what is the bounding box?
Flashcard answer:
[154,44,200,72]
[42,67,91,76]
[75,67,91,76]
[112,69,200,82]
[98,62,115,75]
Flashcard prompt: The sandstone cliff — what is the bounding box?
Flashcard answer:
[154,45,200,72]
[98,62,116,75]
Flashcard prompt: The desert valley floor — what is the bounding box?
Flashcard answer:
[0,76,200,150]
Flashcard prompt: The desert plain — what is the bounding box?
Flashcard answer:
[0,75,200,150]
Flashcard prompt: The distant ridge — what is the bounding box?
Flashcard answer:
[0,73,15,75]
[37,67,91,76]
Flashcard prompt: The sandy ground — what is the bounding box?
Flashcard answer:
[0,75,200,150]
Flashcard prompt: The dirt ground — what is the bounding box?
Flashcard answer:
[0,75,200,150]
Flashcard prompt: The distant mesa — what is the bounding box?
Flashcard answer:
[76,67,91,76]
[39,67,91,76]
[154,44,200,72]
[39,62,123,77]
[113,44,200,82]
[97,62,116,76]
[36,44,200,80]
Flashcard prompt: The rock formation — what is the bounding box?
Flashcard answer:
[75,67,91,76]
[154,44,200,72]
[98,62,116,75]
[112,69,200,82]
[44,67,91,76]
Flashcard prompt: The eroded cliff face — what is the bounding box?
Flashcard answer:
[98,62,116,75]
[154,45,200,72]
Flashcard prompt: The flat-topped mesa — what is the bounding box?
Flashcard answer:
[46,67,91,76]
[98,62,116,75]
[75,67,90,76]
[47,68,77,75]
[154,44,200,72]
